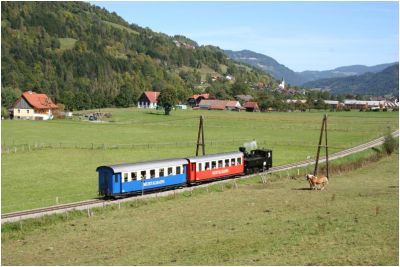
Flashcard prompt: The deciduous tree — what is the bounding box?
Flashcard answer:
[158,87,177,115]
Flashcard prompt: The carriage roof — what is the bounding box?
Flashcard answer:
[96,158,188,173]
[186,151,243,163]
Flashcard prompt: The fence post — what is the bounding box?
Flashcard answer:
[56,196,59,205]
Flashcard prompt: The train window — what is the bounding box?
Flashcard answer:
[205,162,210,170]
[131,172,137,181]
[140,171,146,180]
[123,173,128,183]
[225,159,230,167]
[237,157,242,165]
[218,160,223,168]
[198,163,202,171]
[159,168,165,177]
[168,167,173,175]
[150,169,156,178]
[231,158,236,166]
[176,166,181,175]
[211,161,216,169]
[115,175,118,183]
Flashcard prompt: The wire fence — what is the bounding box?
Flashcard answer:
[1,138,355,155]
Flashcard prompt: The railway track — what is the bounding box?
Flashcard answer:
[2,130,398,224]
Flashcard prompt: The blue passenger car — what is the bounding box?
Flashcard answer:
[97,158,188,197]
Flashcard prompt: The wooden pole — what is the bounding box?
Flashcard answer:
[196,115,205,156]
[325,114,329,179]
[313,114,326,176]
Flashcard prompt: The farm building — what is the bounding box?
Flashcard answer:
[344,100,385,110]
[137,91,160,109]
[243,102,260,112]
[188,93,209,107]
[12,91,58,120]
[235,94,254,102]
[323,100,343,110]
[286,99,307,104]
[198,99,242,111]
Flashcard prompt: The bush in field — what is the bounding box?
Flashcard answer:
[1,106,10,119]
[158,87,177,115]
[383,128,398,155]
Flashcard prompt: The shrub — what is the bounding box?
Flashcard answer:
[383,128,398,155]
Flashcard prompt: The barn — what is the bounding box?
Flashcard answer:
[188,93,210,107]
[198,99,241,111]
[243,102,260,112]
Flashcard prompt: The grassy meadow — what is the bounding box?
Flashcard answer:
[1,153,398,265]
[1,109,398,212]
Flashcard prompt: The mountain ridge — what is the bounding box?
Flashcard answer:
[225,49,397,87]
[302,63,399,96]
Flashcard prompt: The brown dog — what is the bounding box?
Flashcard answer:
[306,174,329,190]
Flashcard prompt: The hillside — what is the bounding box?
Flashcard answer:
[302,64,399,96]
[224,49,306,85]
[225,49,397,87]
[1,2,277,111]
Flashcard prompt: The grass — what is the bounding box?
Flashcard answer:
[58,38,77,50]
[1,153,398,265]
[1,109,398,212]
[103,20,139,35]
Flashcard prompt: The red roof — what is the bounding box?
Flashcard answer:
[244,102,259,109]
[22,91,58,109]
[144,91,160,103]
[192,93,209,100]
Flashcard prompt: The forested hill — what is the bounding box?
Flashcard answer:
[302,64,399,96]
[1,2,277,110]
[225,49,306,85]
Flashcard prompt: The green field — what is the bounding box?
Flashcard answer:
[1,109,398,213]
[58,38,77,50]
[103,20,139,35]
[2,154,398,265]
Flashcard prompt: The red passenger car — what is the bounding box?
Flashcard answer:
[186,151,244,183]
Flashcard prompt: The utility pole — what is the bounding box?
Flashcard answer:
[195,115,205,156]
[313,114,329,179]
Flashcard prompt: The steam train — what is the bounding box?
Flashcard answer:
[97,147,272,197]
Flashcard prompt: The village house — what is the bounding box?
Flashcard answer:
[187,93,210,107]
[198,99,242,111]
[243,101,260,112]
[137,91,160,109]
[12,91,58,120]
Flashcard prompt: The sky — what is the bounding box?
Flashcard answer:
[92,1,399,72]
